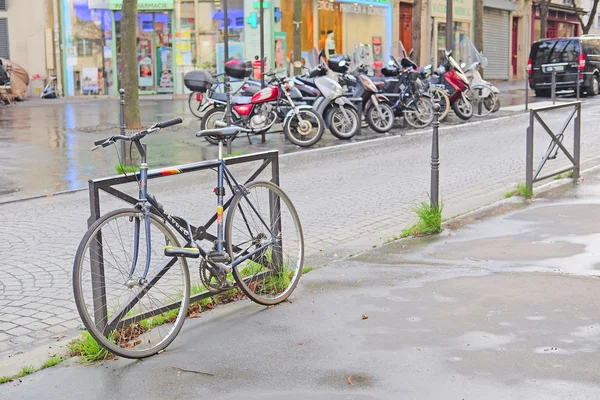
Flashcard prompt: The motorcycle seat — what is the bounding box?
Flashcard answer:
[296,76,317,88]
[210,92,252,104]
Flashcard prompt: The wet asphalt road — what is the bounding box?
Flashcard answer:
[0,84,567,202]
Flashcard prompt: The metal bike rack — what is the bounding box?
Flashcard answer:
[525,101,581,193]
[87,150,280,330]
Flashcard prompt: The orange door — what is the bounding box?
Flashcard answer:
[399,3,413,53]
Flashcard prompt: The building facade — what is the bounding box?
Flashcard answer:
[531,0,583,41]
[578,0,600,34]
[0,0,51,84]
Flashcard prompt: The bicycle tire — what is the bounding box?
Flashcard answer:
[225,181,304,306]
[73,208,190,359]
[429,86,450,122]
[188,92,204,118]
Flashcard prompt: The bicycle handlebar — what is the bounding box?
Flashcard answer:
[91,117,183,151]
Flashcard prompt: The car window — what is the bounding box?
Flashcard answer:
[560,40,580,62]
[531,40,558,66]
[582,39,600,55]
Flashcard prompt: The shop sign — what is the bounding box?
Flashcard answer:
[108,0,174,10]
[317,1,387,16]
[431,0,472,20]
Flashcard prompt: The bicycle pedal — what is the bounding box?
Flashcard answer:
[207,250,229,263]
[164,246,200,258]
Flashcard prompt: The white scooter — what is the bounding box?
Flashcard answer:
[459,38,501,114]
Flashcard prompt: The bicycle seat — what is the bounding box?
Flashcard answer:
[196,126,241,138]
[210,93,252,104]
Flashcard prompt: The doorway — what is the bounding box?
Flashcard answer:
[115,11,174,94]
[399,2,413,53]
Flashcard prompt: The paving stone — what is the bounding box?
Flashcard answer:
[6,326,32,336]
[0,321,17,331]
[24,321,50,331]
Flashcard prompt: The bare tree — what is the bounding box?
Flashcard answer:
[293,0,302,75]
[412,0,421,64]
[573,0,600,34]
[473,0,484,52]
[539,0,551,40]
[121,0,141,130]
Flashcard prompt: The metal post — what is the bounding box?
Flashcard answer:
[260,0,265,88]
[525,74,529,111]
[576,73,580,101]
[446,0,453,52]
[119,88,126,163]
[88,181,108,331]
[477,87,483,116]
[526,110,534,193]
[430,103,440,209]
[573,102,581,180]
[551,69,556,105]
[223,0,232,154]
[269,152,282,268]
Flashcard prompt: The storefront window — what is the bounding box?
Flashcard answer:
[63,0,114,96]
[436,21,471,65]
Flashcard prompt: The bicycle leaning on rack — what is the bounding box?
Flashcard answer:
[73,118,304,359]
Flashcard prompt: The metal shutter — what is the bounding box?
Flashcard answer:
[0,19,8,59]
[0,1,5,11]
[483,8,510,80]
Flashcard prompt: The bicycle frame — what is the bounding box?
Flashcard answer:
[128,140,278,282]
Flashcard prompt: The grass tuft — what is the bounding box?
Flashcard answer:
[68,332,113,362]
[514,183,533,198]
[0,376,12,384]
[225,151,244,159]
[115,163,140,174]
[302,266,314,274]
[17,366,35,378]
[504,191,513,198]
[40,356,63,370]
[401,201,443,238]
[566,170,574,178]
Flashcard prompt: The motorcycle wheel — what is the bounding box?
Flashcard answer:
[429,86,450,122]
[452,95,473,121]
[365,102,395,133]
[326,106,359,140]
[283,109,325,147]
[492,95,501,112]
[200,107,226,145]
[404,97,435,129]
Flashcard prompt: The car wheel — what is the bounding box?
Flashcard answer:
[587,74,599,97]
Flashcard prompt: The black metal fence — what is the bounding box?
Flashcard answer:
[87,150,280,328]
[525,101,581,193]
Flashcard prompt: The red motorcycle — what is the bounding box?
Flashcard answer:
[199,60,325,147]
[429,50,473,120]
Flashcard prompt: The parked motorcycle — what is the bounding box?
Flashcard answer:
[292,59,360,140]
[430,50,473,120]
[335,46,395,133]
[199,59,325,147]
[459,38,501,115]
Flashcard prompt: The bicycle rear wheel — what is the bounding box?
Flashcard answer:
[188,91,205,118]
[73,209,190,359]
[225,181,304,306]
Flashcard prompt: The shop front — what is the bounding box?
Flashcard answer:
[61,0,241,96]
[280,0,393,69]
[429,0,473,67]
[531,3,581,42]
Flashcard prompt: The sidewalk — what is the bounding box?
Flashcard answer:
[2,160,600,398]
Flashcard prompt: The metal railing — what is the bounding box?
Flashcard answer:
[525,101,581,193]
[87,150,280,326]
[526,68,594,110]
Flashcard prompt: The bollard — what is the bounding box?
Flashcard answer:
[430,103,441,209]
[551,69,556,105]
[525,76,529,111]
[576,73,580,101]
[119,88,126,162]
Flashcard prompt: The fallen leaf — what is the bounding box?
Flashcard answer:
[362,314,368,320]
[52,333,67,340]
[333,253,338,257]
[348,376,354,386]
[297,342,303,345]
[177,370,182,377]
[189,312,199,318]
[206,303,213,310]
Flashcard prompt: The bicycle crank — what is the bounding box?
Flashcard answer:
[199,259,234,293]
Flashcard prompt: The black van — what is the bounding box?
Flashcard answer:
[528,36,600,97]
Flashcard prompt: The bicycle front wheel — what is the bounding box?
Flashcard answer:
[73,209,190,359]
[188,91,205,118]
[225,181,304,306]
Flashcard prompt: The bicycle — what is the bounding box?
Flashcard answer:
[73,119,304,359]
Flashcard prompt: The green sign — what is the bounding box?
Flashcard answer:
[431,0,472,20]
[109,0,174,10]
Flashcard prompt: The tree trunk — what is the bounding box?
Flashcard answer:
[293,0,302,75]
[539,0,549,40]
[121,0,141,130]
[473,0,484,52]
[412,0,421,65]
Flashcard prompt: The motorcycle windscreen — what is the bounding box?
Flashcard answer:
[459,38,488,70]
